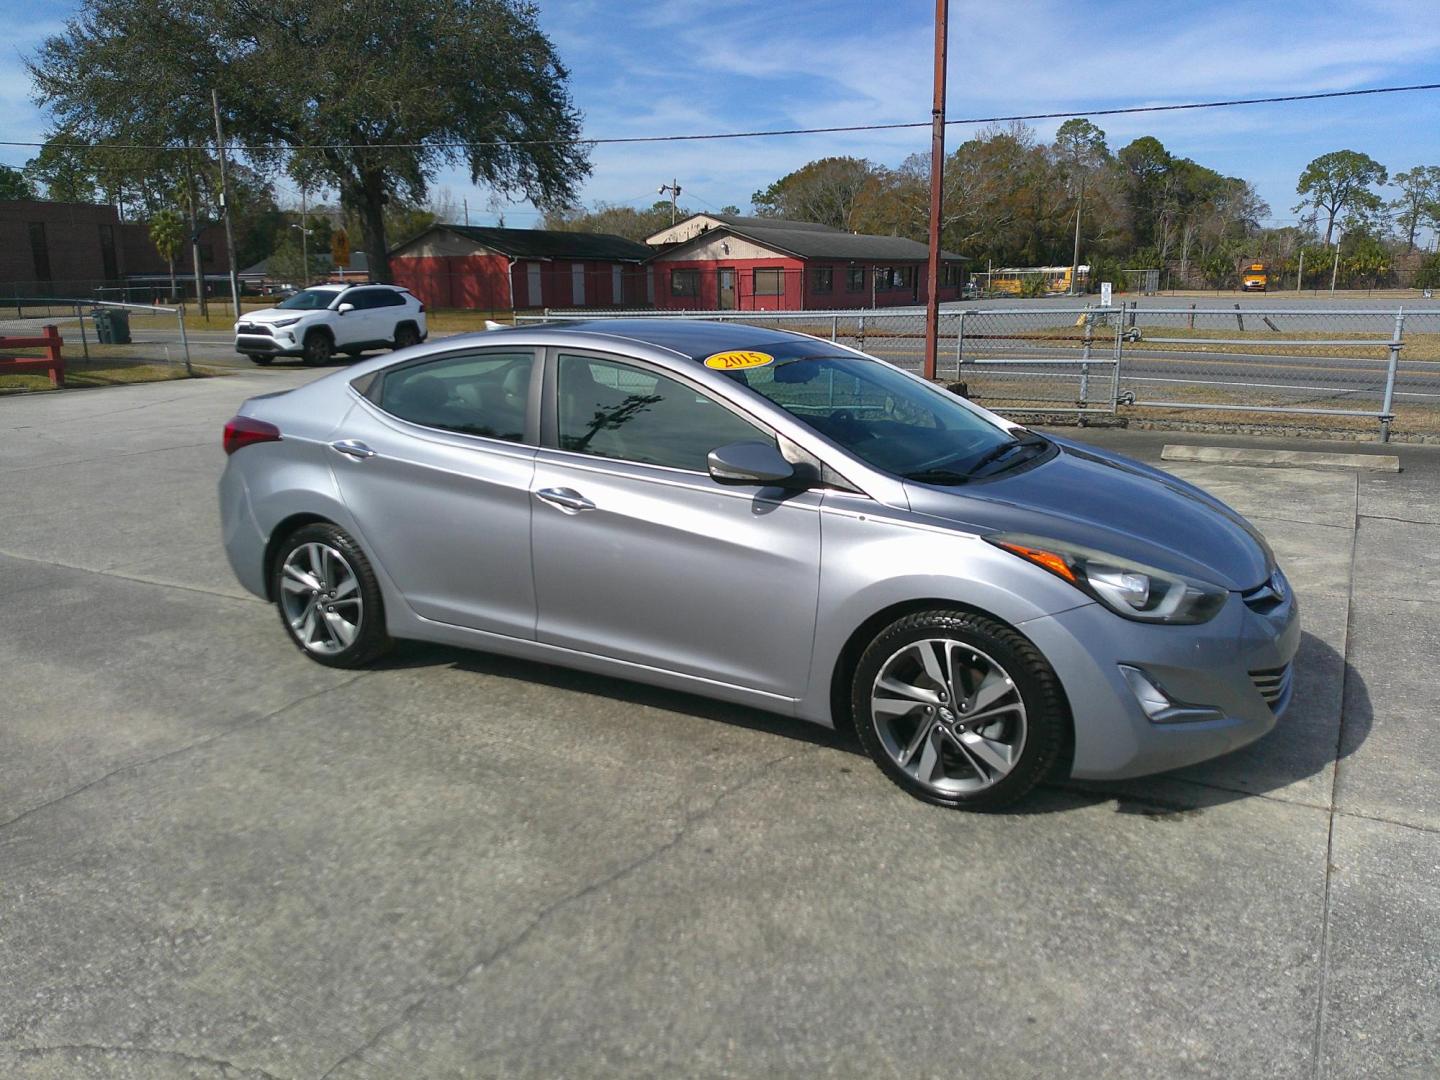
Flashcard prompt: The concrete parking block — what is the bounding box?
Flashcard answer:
[1319,814,1440,1079]
[1161,445,1400,472]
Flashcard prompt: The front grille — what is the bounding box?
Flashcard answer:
[237,323,273,337]
[1242,570,1289,615]
[1249,664,1292,711]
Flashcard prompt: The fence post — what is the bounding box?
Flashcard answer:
[1379,307,1403,442]
[43,324,65,388]
[954,308,966,379]
[1111,310,1124,412]
[177,308,193,377]
[830,314,837,342]
[1078,310,1093,422]
[75,303,90,361]
[1234,303,1244,332]
[1188,303,1196,329]
[858,312,865,351]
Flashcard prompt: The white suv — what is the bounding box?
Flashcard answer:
[235,284,428,366]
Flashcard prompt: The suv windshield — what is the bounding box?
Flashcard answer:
[276,288,341,310]
[724,355,1044,483]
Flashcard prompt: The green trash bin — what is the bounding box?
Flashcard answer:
[108,309,131,345]
[91,308,132,345]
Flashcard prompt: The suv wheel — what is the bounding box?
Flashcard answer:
[393,323,420,350]
[302,330,333,366]
[851,609,1067,810]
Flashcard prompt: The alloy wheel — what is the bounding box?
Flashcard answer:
[870,638,1028,796]
[279,541,363,655]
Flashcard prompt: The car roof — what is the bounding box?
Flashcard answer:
[525,318,845,364]
[304,283,407,293]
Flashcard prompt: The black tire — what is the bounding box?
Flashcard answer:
[392,322,420,350]
[270,523,391,669]
[248,354,273,366]
[850,609,1068,810]
[301,329,333,367]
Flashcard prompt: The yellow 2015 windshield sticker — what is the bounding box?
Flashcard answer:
[703,350,774,371]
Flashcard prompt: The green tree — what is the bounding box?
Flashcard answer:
[29,0,590,284]
[0,164,37,200]
[543,200,686,242]
[751,157,881,230]
[148,208,186,299]
[1294,150,1387,245]
[23,138,97,202]
[1390,166,1440,252]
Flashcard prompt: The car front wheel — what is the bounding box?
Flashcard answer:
[851,609,1068,810]
[301,330,333,366]
[272,523,391,668]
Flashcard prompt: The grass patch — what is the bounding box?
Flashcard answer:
[0,354,206,393]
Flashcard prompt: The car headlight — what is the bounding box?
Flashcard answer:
[270,317,302,328]
[985,532,1229,624]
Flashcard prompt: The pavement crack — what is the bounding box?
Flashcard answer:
[0,547,263,604]
[8,1042,285,1079]
[1310,472,1360,1080]
[316,744,817,1079]
[1356,512,1438,527]
[0,673,371,837]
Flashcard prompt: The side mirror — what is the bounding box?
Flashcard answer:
[337,303,355,315]
[707,440,797,487]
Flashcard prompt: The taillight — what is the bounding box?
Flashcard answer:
[223,415,282,455]
[417,301,426,312]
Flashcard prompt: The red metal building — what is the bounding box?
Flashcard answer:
[389,225,653,310]
[647,215,966,311]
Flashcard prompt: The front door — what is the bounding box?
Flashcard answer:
[530,350,822,697]
[331,347,541,636]
[717,268,737,310]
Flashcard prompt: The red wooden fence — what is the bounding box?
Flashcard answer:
[0,325,65,388]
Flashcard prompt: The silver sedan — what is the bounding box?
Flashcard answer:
[219,320,1299,809]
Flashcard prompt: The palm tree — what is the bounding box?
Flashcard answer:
[149,209,186,302]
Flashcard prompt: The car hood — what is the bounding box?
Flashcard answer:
[902,434,1274,591]
[238,307,317,324]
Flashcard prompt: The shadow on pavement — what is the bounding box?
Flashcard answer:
[375,627,1366,817]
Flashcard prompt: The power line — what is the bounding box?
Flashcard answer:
[3,82,1438,154]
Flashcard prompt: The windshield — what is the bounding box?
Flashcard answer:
[724,355,1042,483]
[276,288,340,310]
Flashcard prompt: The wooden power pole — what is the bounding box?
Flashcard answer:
[922,0,949,381]
[211,91,242,320]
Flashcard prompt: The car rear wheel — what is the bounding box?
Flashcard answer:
[301,330,333,367]
[272,523,391,668]
[393,323,420,350]
[851,609,1067,810]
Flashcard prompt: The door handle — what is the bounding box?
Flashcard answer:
[535,487,595,514]
[330,439,377,460]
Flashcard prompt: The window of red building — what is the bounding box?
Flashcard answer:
[753,268,784,296]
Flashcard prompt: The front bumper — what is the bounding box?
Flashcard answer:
[1022,585,1300,780]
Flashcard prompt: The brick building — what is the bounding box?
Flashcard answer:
[389,225,653,310]
[0,199,228,297]
[646,214,966,311]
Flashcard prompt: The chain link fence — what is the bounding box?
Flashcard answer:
[0,298,196,391]
[521,303,1440,439]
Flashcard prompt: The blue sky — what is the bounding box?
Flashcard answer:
[4,0,1440,237]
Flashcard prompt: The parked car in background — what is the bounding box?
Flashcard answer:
[234,283,427,366]
[219,320,1298,810]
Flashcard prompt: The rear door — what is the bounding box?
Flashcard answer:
[529,349,822,698]
[332,346,541,637]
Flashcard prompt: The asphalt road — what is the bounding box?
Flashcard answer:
[2,369,1438,1077]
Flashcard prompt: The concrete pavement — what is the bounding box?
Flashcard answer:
[1,371,1438,1078]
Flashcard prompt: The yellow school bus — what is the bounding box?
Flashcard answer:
[985,266,1089,296]
[1241,262,1267,292]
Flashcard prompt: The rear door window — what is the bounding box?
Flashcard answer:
[373,351,535,442]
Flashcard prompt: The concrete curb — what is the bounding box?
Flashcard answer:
[1160,445,1401,472]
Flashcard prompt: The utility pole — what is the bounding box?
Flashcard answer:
[1296,248,1304,291]
[659,179,682,225]
[1069,174,1085,297]
[922,0,949,381]
[1330,233,1341,294]
[300,186,310,288]
[463,197,470,226]
[211,90,241,320]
